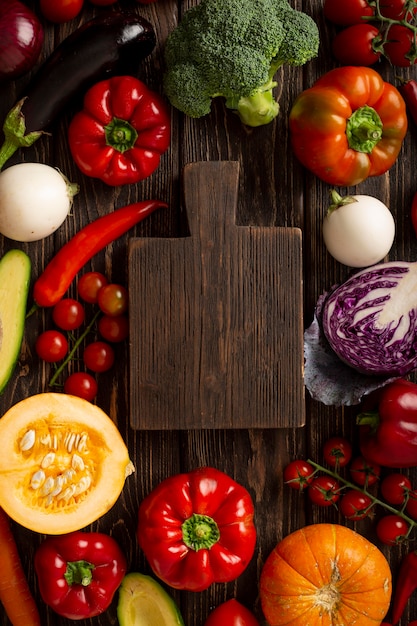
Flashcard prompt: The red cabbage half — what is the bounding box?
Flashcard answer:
[322,261,417,376]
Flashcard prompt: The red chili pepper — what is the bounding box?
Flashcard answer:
[398,78,417,127]
[391,551,417,624]
[137,466,257,591]
[33,199,167,307]
[34,531,127,620]
[68,76,171,186]
[357,379,417,468]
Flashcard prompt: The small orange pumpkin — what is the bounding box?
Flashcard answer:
[260,523,391,626]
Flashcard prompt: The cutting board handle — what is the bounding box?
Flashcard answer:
[182,161,240,242]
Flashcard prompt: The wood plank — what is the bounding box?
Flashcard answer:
[129,161,304,429]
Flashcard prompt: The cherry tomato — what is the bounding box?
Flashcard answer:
[98,314,129,343]
[384,24,417,67]
[83,341,115,373]
[35,330,69,363]
[64,372,98,402]
[283,460,315,491]
[323,0,374,25]
[308,476,340,507]
[331,24,382,66]
[97,284,128,317]
[204,599,260,626]
[322,436,353,469]
[375,514,409,545]
[77,272,108,304]
[380,473,412,505]
[406,489,417,519]
[52,298,85,331]
[349,456,381,488]
[380,0,417,19]
[338,489,373,521]
[40,0,84,23]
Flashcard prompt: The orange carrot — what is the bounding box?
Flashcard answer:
[0,508,41,626]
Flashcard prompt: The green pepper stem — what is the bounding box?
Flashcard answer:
[356,410,380,430]
[182,513,220,551]
[64,560,95,587]
[346,105,383,153]
[104,117,138,153]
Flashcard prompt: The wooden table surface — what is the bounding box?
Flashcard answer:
[1,1,417,625]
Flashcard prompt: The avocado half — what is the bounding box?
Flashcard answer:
[117,573,185,626]
[0,249,31,393]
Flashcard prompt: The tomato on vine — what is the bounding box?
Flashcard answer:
[323,0,374,25]
[77,271,108,304]
[323,436,353,469]
[64,372,98,402]
[339,489,373,521]
[35,330,69,363]
[380,473,412,505]
[98,314,129,343]
[52,298,85,331]
[283,460,315,491]
[383,24,417,66]
[331,24,382,66]
[83,341,115,373]
[406,489,417,519]
[97,284,128,317]
[308,476,340,507]
[204,599,260,626]
[350,456,381,488]
[376,514,409,545]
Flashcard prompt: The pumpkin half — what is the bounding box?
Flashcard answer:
[260,523,391,626]
[0,393,134,534]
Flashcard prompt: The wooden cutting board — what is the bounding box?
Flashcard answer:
[128,161,304,429]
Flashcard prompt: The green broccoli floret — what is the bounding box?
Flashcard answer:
[163,0,320,127]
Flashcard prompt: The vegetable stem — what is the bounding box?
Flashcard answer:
[0,100,43,171]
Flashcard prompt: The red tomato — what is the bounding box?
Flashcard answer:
[323,0,374,25]
[380,473,412,505]
[308,476,340,507]
[77,272,108,304]
[384,24,417,67]
[35,330,68,363]
[405,489,417,519]
[331,24,382,66]
[98,314,129,343]
[52,298,85,331]
[338,489,373,521]
[64,372,98,402]
[380,0,417,19]
[83,341,115,373]
[40,0,84,23]
[204,599,260,626]
[283,460,315,491]
[375,514,409,545]
[350,456,381,487]
[97,284,128,317]
[322,436,353,468]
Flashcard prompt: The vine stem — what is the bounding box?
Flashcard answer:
[307,459,417,535]
[49,310,101,387]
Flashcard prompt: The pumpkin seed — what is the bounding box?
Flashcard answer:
[30,470,46,490]
[41,451,56,469]
[20,429,35,451]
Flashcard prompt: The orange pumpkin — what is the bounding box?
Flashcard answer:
[259,523,391,626]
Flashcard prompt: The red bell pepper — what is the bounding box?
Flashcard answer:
[34,531,127,620]
[357,379,417,468]
[68,75,171,186]
[391,550,417,624]
[137,466,257,591]
[289,66,407,186]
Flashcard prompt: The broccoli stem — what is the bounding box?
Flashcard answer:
[232,78,279,127]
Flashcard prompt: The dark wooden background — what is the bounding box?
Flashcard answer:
[1,1,417,624]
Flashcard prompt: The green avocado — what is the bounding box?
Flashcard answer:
[117,573,185,626]
[0,249,31,394]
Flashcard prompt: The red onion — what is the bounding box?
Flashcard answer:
[0,0,44,81]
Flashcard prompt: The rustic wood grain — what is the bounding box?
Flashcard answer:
[1,0,417,625]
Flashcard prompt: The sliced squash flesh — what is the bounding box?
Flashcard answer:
[0,393,134,534]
